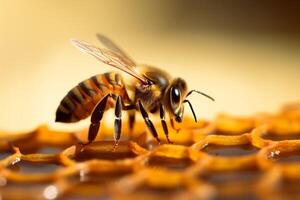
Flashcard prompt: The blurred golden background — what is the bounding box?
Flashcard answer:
[0,0,299,131]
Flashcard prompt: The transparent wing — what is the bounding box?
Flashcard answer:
[96,33,136,66]
[71,39,149,84]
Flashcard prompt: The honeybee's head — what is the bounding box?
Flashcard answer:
[165,78,215,123]
[165,78,188,123]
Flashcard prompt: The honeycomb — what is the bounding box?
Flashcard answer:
[1,103,300,200]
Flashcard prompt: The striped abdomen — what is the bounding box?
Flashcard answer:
[55,72,127,123]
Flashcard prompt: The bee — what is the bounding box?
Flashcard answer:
[55,34,214,148]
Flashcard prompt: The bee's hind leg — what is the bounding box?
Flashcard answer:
[84,93,111,145]
[160,104,173,144]
[113,95,123,151]
[138,100,161,144]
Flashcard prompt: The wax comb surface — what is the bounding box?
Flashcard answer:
[1,103,300,200]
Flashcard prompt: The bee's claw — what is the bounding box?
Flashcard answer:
[78,141,91,146]
[76,141,91,153]
[167,139,174,144]
[112,140,119,152]
[156,138,161,145]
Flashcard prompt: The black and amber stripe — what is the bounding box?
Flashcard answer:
[55,72,126,123]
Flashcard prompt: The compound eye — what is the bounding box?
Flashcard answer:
[170,87,181,107]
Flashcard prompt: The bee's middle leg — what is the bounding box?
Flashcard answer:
[138,100,160,144]
[125,111,135,138]
[122,104,136,136]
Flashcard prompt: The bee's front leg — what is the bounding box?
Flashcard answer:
[170,118,181,133]
[160,104,172,144]
[138,100,160,144]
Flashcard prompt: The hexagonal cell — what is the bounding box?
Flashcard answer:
[36,146,66,154]
[262,133,300,141]
[128,186,186,200]
[201,169,262,200]
[74,141,139,161]
[62,192,110,200]
[215,114,254,135]
[203,144,259,157]
[75,149,137,161]
[278,180,300,200]
[146,144,192,170]
[0,182,54,200]
[63,173,129,200]
[216,192,260,200]
[267,149,300,163]
[147,156,192,171]
[8,160,61,174]
[203,169,262,185]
